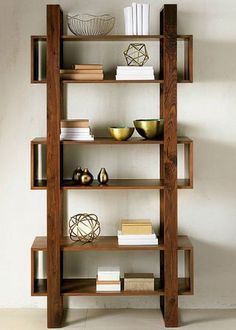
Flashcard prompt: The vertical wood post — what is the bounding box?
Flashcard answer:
[47,5,63,328]
[159,4,178,327]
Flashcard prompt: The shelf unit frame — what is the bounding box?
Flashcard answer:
[30,4,194,328]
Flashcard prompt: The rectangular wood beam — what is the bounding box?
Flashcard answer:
[46,4,63,328]
[160,4,178,328]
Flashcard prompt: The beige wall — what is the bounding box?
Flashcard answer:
[1,0,236,309]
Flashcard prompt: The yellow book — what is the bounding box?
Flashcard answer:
[121,219,152,235]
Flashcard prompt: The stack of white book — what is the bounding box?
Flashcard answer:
[116,66,154,80]
[96,267,121,292]
[60,119,94,141]
[118,231,158,245]
[124,3,150,35]
[118,219,158,245]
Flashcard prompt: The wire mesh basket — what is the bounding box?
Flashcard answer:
[67,13,115,36]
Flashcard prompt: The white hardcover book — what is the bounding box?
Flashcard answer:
[118,239,158,245]
[137,4,143,35]
[118,230,156,239]
[96,283,121,292]
[97,266,120,281]
[117,68,154,73]
[117,66,154,70]
[60,136,94,141]
[116,72,154,77]
[116,75,154,80]
[124,7,133,35]
[132,3,137,35]
[60,132,92,136]
[61,128,90,132]
[142,4,150,35]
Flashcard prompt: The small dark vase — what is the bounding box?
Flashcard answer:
[72,167,83,184]
[97,168,109,184]
[80,168,94,185]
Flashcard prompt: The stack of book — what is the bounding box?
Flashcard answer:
[60,119,94,141]
[118,219,158,245]
[60,64,104,81]
[116,66,154,80]
[96,267,121,292]
[124,3,150,35]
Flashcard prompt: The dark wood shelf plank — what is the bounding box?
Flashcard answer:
[32,277,192,296]
[31,235,192,252]
[31,136,193,145]
[31,179,192,190]
[31,34,192,42]
[63,179,165,190]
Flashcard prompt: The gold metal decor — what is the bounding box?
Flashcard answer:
[69,213,101,243]
[80,168,94,185]
[108,127,134,141]
[123,43,149,66]
[97,168,109,184]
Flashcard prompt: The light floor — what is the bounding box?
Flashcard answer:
[0,309,236,330]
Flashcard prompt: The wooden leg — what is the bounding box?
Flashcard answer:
[162,296,178,327]
[47,296,63,328]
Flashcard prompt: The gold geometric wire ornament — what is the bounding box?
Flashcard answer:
[123,43,149,66]
[69,213,101,243]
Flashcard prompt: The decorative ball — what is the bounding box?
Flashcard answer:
[69,213,101,243]
[123,43,149,66]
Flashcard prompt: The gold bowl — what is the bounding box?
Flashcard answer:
[108,127,134,141]
[133,119,164,139]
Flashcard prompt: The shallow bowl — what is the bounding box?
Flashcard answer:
[108,127,134,141]
[133,119,164,139]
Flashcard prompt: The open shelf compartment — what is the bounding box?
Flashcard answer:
[31,235,193,296]
[31,35,193,84]
[30,137,193,190]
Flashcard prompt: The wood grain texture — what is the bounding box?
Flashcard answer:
[32,278,192,297]
[31,136,193,145]
[160,4,178,327]
[46,5,63,328]
[31,235,193,252]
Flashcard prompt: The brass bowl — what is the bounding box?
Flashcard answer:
[108,127,134,141]
[133,119,164,139]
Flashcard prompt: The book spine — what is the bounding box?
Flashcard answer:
[96,283,121,292]
[61,73,104,80]
[137,4,143,35]
[132,3,137,35]
[97,274,120,281]
[142,4,150,35]
[74,64,103,70]
[124,6,133,35]
[61,128,91,132]
[116,75,154,80]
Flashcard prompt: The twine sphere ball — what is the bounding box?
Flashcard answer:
[69,213,101,243]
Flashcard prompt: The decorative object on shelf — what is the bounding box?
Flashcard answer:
[80,168,94,185]
[69,213,101,243]
[133,119,164,139]
[124,273,154,291]
[67,13,115,36]
[124,3,150,35]
[97,168,109,184]
[108,127,134,141]
[123,43,149,66]
[72,166,83,184]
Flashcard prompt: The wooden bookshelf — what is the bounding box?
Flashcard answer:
[30,4,194,328]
